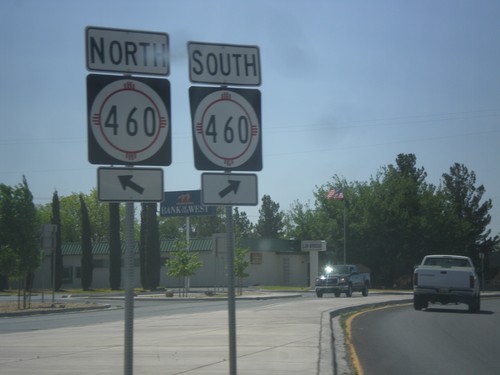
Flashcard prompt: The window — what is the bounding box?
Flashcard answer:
[250,252,262,265]
[62,267,73,283]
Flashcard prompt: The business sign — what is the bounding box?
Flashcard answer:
[87,74,171,166]
[202,173,258,206]
[160,190,216,217]
[97,167,164,202]
[188,42,261,86]
[189,86,262,171]
[86,26,169,75]
[301,240,327,252]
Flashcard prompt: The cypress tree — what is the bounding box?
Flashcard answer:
[146,203,161,290]
[109,203,121,290]
[51,191,63,291]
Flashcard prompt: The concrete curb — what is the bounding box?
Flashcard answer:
[0,303,111,318]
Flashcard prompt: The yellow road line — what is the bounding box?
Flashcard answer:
[344,303,412,375]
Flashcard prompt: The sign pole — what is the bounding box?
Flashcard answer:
[124,201,135,375]
[225,203,237,375]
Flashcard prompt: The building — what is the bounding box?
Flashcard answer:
[33,237,327,290]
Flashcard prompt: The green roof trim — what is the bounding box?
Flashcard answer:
[60,238,304,256]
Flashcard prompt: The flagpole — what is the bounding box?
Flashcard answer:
[343,198,346,265]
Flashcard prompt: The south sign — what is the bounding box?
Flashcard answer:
[188,42,261,86]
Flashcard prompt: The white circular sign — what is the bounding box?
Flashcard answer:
[90,79,169,163]
[193,90,260,169]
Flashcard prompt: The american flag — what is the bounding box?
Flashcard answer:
[327,189,344,200]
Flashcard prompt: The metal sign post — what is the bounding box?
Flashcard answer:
[86,26,171,375]
[188,40,262,375]
[225,204,237,375]
[124,201,135,375]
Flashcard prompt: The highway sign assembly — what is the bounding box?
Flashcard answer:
[97,167,164,202]
[188,42,260,86]
[87,74,171,166]
[189,86,262,171]
[86,26,169,76]
[201,172,258,206]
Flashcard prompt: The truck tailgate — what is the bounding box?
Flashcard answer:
[418,267,472,289]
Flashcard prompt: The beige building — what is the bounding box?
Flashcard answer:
[34,238,325,290]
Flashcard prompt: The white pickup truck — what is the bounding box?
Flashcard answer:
[413,255,480,313]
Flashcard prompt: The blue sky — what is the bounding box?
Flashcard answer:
[1,0,500,235]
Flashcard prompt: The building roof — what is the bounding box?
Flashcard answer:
[61,238,302,256]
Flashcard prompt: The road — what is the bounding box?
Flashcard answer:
[0,296,286,333]
[350,297,500,375]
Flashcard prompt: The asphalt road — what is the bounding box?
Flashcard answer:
[350,297,500,375]
[0,297,285,333]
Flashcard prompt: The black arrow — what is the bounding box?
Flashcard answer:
[219,180,241,198]
[118,175,145,194]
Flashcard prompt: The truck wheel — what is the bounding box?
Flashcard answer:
[413,295,422,310]
[316,290,323,298]
[414,294,426,310]
[362,283,369,297]
[334,291,341,298]
[346,284,353,297]
[468,295,480,313]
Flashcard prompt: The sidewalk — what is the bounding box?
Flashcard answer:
[0,292,414,375]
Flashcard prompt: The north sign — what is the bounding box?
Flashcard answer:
[98,167,164,202]
[86,27,169,76]
[202,173,258,206]
[189,86,262,171]
[87,74,171,166]
[188,42,261,86]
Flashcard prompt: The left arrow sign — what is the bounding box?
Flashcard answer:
[98,167,164,202]
[118,175,145,194]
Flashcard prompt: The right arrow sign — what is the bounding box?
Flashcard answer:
[202,173,258,206]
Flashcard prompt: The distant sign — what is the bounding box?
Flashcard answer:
[301,240,327,252]
[188,42,261,86]
[160,190,216,217]
[86,26,169,75]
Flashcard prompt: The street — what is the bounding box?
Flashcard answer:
[351,297,500,375]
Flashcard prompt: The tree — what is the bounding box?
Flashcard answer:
[255,195,285,238]
[51,191,64,291]
[80,195,93,290]
[189,207,225,237]
[234,243,249,296]
[37,191,109,244]
[0,178,40,306]
[158,216,184,239]
[165,240,203,296]
[233,207,254,238]
[441,163,498,261]
[109,203,121,290]
[139,203,161,290]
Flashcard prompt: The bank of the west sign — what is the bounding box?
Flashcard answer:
[160,190,216,217]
